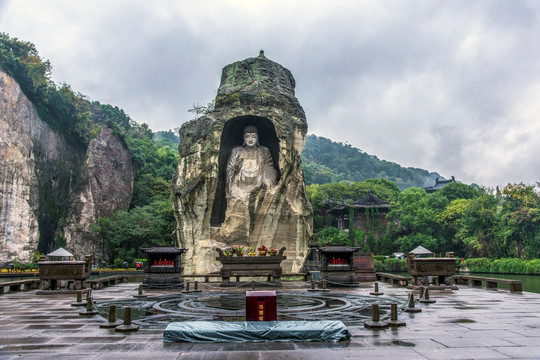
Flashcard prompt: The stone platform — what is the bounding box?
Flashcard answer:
[1,281,539,359]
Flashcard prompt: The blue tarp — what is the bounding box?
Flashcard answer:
[163,320,351,343]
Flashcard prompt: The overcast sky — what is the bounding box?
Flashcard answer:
[1,0,539,188]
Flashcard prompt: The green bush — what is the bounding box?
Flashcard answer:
[373,255,387,262]
[383,258,406,272]
[464,257,540,275]
[113,258,124,269]
[498,258,526,274]
[465,258,491,272]
[525,259,540,274]
[374,259,384,272]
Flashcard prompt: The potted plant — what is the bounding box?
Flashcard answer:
[248,246,256,257]
[224,248,234,256]
[268,248,278,256]
[258,245,267,256]
[234,245,245,256]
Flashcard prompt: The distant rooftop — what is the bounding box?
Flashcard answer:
[326,193,390,214]
[424,176,456,193]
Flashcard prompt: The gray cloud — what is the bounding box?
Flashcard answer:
[1,0,539,187]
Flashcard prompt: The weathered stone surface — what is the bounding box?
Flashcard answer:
[173,52,313,274]
[62,126,134,261]
[0,70,82,263]
[0,69,134,264]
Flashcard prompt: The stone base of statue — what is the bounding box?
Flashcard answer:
[216,247,286,287]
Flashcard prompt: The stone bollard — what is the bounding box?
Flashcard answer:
[100,304,122,328]
[192,280,201,293]
[370,282,384,296]
[115,307,139,332]
[420,287,436,304]
[79,296,98,316]
[321,279,330,292]
[307,279,319,292]
[419,286,425,299]
[182,281,191,293]
[133,284,147,298]
[71,289,87,307]
[251,280,256,290]
[386,303,406,327]
[364,304,389,329]
[404,292,422,313]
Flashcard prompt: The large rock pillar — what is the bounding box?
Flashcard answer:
[173,51,313,274]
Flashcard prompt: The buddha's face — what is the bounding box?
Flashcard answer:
[244,132,258,147]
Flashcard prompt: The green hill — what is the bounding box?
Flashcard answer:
[302,134,441,189]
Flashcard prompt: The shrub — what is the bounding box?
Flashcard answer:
[525,259,540,274]
[113,258,124,269]
[464,257,540,274]
[383,258,407,272]
[465,258,491,272]
[374,259,384,272]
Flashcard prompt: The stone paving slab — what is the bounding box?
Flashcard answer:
[1,282,540,359]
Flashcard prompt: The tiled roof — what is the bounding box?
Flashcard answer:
[319,245,361,253]
[140,247,187,254]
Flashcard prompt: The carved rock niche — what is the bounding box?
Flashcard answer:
[173,52,313,274]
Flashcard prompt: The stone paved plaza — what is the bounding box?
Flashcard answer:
[1,281,539,359]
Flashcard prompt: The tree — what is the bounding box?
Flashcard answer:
[317,227,350,246]
[439,182,479,202]
[187,101,214,119]
[386,187,443,253]
[499,183,540,259]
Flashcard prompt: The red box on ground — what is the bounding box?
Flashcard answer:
[245,290,277,321]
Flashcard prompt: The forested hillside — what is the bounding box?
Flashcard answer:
[302,135,440,189]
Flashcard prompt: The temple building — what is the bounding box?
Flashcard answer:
[424,176,456,193]
[326,193,390,237]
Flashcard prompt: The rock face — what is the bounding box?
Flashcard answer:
[0,69,134,263]
[61,127,134,261]
[0,69,82,263]
[173,52,313,274]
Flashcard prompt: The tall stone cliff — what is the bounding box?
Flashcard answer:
[61,127,134,262]
[0,69,134,263]
[173,52,313,274]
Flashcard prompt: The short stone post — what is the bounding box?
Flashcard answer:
[79,296,98,316]
[100,304,122,328]
[71,290,87,307]
[419,286,425,299]
[370,282,384,296]
[192,280,201,293]
[404,292,422,313]
[115,307,139,332]
[133,284,147,298]
[182,281,191,293]
[364,304,389,328]
[386,303,406,327]
[307,279,319,292]
[251,280,255,290]
[321,279,330,292]
[420,287,436,304]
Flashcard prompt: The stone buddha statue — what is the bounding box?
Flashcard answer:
[225,125,277,202]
